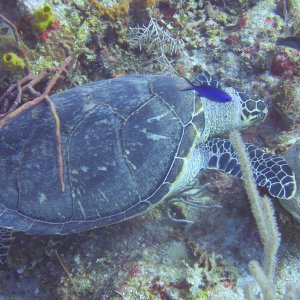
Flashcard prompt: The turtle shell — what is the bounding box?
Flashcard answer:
[0,75,205,234]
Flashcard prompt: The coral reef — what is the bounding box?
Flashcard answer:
[128,17,183,73]
[276,0,300,36]
[87,0,130,21]
[270,48,300,79]
[0,0,300,299]
[210,0,261,13]
[271,80,300,127]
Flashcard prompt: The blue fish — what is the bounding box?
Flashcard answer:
[181,76,232,103]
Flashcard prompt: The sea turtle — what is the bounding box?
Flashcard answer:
[0,72,299,255]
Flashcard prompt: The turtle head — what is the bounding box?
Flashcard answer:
[237,89,268,128]
[202,86,268,137]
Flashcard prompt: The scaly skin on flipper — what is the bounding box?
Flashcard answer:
[278,193,300,223]
[197,138,297,200]
[0,228,14,266]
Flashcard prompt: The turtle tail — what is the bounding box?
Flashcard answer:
[198,138,297,200]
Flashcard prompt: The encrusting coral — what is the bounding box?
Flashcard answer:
[271,80,300,127]
[87,0,130,21]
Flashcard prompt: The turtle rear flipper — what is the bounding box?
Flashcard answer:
[199,138,297,200]
[0,227,14,266]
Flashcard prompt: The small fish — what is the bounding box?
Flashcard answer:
[180,76,232,103]
[276,37,300,51]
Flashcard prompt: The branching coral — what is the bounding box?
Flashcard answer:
[184,240,235,298]
[229,130,280,299]
[128,17,183,73]
[0,55,78,192]
[0,14,80,193]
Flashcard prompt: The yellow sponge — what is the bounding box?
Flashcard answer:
[2,52,25,72]
[31,4,55,33]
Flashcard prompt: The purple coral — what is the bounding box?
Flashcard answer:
[270,49,298,79]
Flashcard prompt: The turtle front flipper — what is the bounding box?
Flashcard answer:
[198,138,297,200]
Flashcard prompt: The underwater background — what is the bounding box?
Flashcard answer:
[0,0,300,299]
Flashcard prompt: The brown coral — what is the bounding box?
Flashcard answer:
[88,0,130,20]
[271,80,300,127]
[276,0,300,36]
[146,0,157,6]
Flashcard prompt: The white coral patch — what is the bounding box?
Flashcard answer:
[38,192,47,204]
[139,128,169,141]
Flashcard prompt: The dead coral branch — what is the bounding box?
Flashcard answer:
[0,55,77,192]
[0,14,30,69]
